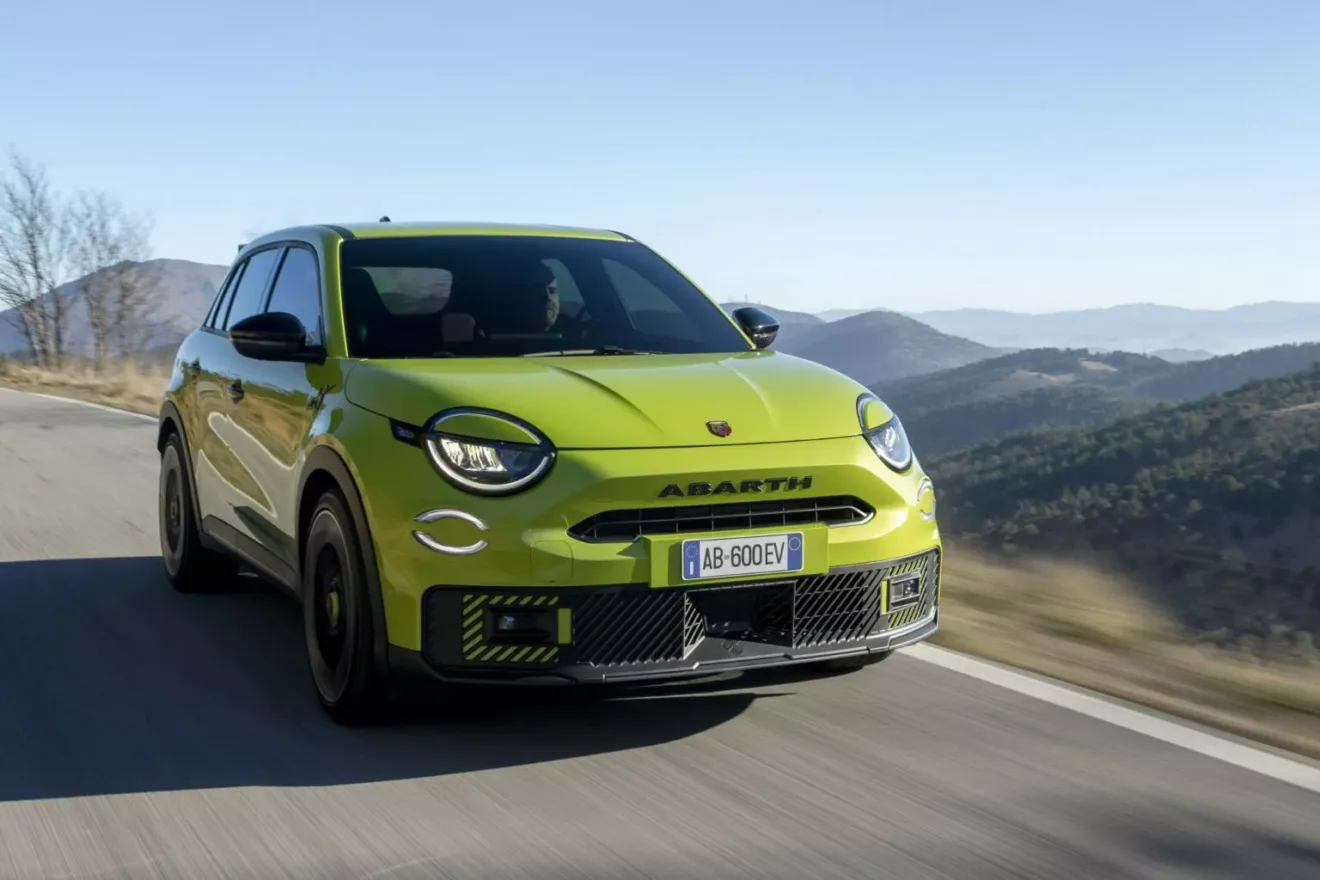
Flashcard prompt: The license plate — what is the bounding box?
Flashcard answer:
[680,532,805,581]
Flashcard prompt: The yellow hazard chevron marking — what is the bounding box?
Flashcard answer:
[887,605,924,629]
[460,593,565,662]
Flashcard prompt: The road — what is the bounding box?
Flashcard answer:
[1,388,1318,880]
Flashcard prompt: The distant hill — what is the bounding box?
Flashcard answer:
[901,384,1152,456]
[928,364,1320,645]
[1151,348,1216,363]
[0,258,227,358]
[1131,342,1320,401]
[874,348,1170,455]
[905,302,1320,356]
[772,310,997,385]
[873,343,1320,456]
[814,307,872,322]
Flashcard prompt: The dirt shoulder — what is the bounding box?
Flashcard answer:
[3,364,1317,759]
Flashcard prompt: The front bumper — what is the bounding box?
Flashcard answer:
[399,548,941,686]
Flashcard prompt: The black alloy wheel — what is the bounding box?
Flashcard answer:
[302,488,388,725]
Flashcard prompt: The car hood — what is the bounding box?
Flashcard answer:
[344,351,884,449]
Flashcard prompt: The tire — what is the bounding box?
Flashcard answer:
[813,650,893,674]
[302,487,390,725]
[159,430,239,592]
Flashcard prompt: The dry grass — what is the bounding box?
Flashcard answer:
[933,548,1320,759]
[0,358,166,417]
[2,361,1318,757]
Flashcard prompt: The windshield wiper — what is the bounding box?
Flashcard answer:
[520,346,654,357]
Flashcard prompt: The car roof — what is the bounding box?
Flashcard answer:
[240,221,633,253]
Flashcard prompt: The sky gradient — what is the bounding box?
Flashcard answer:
[2,0,1316,313]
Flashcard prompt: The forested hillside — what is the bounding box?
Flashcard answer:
[928,365,1320,647]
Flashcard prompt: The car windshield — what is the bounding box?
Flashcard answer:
[338,235,753,359]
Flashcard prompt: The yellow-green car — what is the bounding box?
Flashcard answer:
[156,221,942,724]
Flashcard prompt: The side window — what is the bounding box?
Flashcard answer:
[205,263,245,329]
[223,248,282,330]
[602,258,701,341]
[264,247,323,345]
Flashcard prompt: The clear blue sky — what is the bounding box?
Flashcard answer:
[2,0,1316,313]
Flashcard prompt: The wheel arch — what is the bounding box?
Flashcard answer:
[156,401,202,526]
[296,444,392,680]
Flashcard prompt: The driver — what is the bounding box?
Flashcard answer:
[500,261,561,333]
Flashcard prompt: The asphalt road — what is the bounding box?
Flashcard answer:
[1,388,1318,880]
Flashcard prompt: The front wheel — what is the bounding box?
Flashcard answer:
[302,488,390,725]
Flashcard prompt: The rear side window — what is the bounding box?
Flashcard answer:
[264,247,324,345]
[224,248,282,329]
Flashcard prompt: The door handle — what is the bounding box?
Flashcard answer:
[227,381,245,403]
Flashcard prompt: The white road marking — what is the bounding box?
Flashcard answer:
[3,387,1319,796]
[0,387,157,422]
[907,644,1320,795]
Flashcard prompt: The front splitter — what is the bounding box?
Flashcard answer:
[388,608,939,688]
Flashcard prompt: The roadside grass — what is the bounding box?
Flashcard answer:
[0,357,166,417]
[3,360,1318,757]
[935,549,1320,759]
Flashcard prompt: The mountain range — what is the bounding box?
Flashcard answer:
[872,343,1320,457]
[5,258,1318,393]
[737,301,1320,359]
[906,302,1320,357]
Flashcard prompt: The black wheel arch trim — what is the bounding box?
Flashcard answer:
[297,444,392,682]
[156,400,206,539]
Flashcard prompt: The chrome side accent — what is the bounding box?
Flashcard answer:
[917,478,936,522]
[412,508,490,555]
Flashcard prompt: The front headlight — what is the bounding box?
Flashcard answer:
[421,408,556,495]
[856,392,913,472]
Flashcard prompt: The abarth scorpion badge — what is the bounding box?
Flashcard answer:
[706,420,732,437]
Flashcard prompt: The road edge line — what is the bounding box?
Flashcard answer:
[0,387,157,422]
[906,643,1320,795]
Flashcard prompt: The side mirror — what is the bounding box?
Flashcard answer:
[732,306,780,349]
[228,312,324,363]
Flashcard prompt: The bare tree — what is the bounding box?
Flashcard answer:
[66,189,158,367]
[0,150,73,369]
[110,259,165,359]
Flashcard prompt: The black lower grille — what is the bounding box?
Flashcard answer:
[570,589,691,666]
[568,495,874,543]
[423,549,940,670]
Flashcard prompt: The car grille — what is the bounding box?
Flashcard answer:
[422,549,939,670]
[567,495,874,543]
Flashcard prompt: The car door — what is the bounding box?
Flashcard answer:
[192,245,284,551]
[174,260,243,482]
[224,243,332,584]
